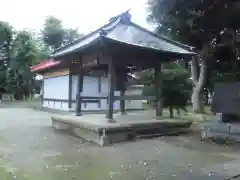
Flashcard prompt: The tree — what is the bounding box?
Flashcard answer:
[141,62,191,118]
[0,21,13,65]
[148,0,240,113]
[63,28,83,45]
[7,31,39,99]
[42,16,82,51]
[0,18,82,100]
[42,16,65,51]
[0,21,13,98]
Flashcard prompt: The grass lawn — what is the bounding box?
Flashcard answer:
[167,107,214,121]
[143,103,215,122]
[1,98,41,109]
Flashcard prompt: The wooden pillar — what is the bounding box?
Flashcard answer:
[155,63,163,117]
[120,89,126,115]
[68,73,73,109]
[119,69,127,115]
[105,59,116,121]
[76,61,83,116]
[41,80,44,107]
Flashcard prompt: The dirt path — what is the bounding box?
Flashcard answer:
[0,107,239,180]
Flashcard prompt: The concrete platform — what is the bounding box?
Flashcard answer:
[202,122,240,145]
[51,112,192,146]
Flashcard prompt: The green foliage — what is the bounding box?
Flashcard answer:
[0,21,13,94]
[42,16,65,51]
[149,0,240,77]
[64,28,83,45]
[0,22,12,42]
[141,62,191,117]
[0,24,46,99]
[0,21,13,61]
[5,31,40,99]
[149,0,240,111]
[0,16,82,100]
[149,0,240,46]
[42,16,82,51]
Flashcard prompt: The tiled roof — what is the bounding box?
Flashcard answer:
[52,11,195,58]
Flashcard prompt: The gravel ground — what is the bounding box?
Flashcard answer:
[0,107,239,180]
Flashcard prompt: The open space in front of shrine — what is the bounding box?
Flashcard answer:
[0,106,240,180]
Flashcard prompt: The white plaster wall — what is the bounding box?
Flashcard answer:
[100,76,120,110]
[71,76,101,111]
[44,75,69,99]
[43,74,143,111]
[72,76,100,99]
[71,75,78,100]
[43,100,48,108]
[71,102,99,111]
[43,75,69,111]
[71,75,143,111]
[72,75,97,110]
[82,76,99,96]
[43,100,69,111]
[102,78,143,110]
[125,88,143,109]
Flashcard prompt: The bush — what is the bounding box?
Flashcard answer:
[141,62,191,118]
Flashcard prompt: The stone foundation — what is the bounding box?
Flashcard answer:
[51,115,192,146]
[201,122,240,144]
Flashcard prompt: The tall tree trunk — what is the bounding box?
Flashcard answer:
[191,55,207,113]
[191,88,203,112]
[176,108,181,117]
[0,92,2,104]
[169,106,173,118]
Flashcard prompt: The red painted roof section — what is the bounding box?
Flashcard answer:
[30,59,60,72]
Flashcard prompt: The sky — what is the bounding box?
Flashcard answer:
[0,0,152,34]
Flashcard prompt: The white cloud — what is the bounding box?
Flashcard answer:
[0,0,150,33]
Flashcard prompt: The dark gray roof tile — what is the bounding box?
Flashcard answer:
[106,23,194,54]
[52,11,195,58]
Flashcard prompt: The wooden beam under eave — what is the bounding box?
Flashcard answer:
[43,68,70,79]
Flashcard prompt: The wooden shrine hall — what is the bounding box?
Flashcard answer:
[52,11,195,122]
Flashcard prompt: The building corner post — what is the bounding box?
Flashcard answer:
[119,69,127,115]
[155,63,163,118]
[68,73,73,109]
[120,89,126,115]
[106,59,116,122]
[75,60,83,116]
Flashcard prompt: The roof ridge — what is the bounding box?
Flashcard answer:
[102,17,121,32]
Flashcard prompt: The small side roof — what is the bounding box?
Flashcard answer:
[52,11,195,58]
[30,59,60,72]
